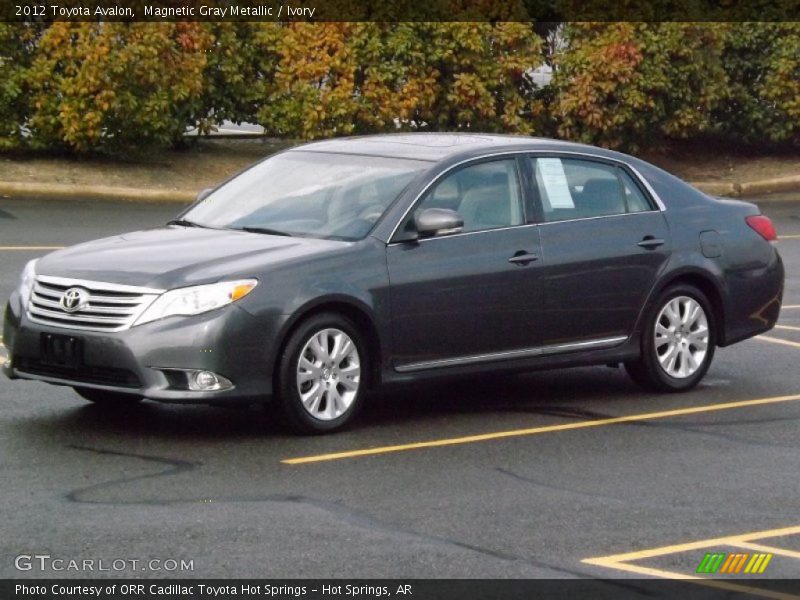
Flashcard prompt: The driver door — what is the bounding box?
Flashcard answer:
[386,158,543,371]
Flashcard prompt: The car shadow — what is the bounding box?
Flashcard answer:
[360,365,641,427]
[12,366,644,444]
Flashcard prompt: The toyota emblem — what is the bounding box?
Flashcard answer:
[59,287,89,313]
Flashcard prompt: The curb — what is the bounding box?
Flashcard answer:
[691,175,800,199]
[0,181,195,203]
[1,176,799,204]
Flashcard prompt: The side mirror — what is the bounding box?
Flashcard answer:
[414,208,464,238]
[196,187,213,202]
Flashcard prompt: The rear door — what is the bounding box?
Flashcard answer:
[529,155,671,346]
[386,157,543,370]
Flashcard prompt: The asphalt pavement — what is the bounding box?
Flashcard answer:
[1,197,800,587]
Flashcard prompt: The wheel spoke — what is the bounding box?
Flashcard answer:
[301,382,323,413]
[329,332,344,363]
[298,356,321,377]
[659,342,678,365]
[326,388,342,418]
[655,323,671,338]
[685,303,701,327]
[310,333,329,362]
[334,338,354,363]
[688,333,708,351]
[339,375,360,391]
[666,349,679,374]
[664,302,679,327]
[683,348,698,373]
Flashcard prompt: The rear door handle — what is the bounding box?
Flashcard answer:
[638,237,665,250]
[508,251,538,266]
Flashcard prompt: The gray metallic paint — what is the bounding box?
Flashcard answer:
[3,134,784,403]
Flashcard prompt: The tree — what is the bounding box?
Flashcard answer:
[719,23,800,146]
[256,22,546,139]
[0,23,41,150]
[552,22,728,149]
[26,22,210,153]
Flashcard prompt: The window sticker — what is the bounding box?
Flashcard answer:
[536,158,574,209]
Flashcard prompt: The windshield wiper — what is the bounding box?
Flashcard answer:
[167,219,203,228]
[235,226,293,237]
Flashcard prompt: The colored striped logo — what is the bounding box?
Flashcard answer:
[696,552,773,574]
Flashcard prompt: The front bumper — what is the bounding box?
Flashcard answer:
[3,293,286,404]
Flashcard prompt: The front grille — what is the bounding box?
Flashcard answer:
[15,357,142,388]
[27,275,163,332]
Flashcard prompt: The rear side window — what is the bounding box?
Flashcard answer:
[529,157,653,222]
[619,169,652,213]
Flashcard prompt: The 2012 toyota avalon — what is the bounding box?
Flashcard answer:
[2,134,784,433]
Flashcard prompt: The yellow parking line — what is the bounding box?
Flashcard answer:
[779,235,800,239]
[0,246,64,250]
[586,525,800,563]
[732,541,800,560]
[775,324,800,332]
[757,335,800,349]
[782,305,800,309]
[585,559,799,600]
[282,393,800,465]
[585,559,700,580]
[584,525,800,600]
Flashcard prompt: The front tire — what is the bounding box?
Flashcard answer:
[625,284,716,392]
[73,387,143,406]
[275,313,366,434]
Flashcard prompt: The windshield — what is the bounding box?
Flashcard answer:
[182,151,427,240]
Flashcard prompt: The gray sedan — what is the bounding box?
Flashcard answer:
[3,134,784,433]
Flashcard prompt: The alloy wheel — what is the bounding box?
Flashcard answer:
[296,328,361,420]
[654,296,709,379]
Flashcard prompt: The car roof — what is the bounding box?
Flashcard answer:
[288,133,614,163]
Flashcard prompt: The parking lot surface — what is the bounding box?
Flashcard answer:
[1,197,799,587]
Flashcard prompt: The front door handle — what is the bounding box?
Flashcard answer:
[508,251,538,266]
[638,236,665,250]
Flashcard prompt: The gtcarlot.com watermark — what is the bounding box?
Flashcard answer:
[15,554,194,573]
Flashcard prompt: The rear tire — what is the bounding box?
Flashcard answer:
[625,284,716,392]
[73,387,143,406]
[274,313,366,434]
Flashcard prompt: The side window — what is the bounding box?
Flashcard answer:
[530,157,653,222]
[409,159,524,234]
[619,169,653,213]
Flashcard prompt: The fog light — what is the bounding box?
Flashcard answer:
[153,367,233,391]
[189,371,231,392]
[194,370,218,389]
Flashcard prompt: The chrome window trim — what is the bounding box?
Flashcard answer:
[627,163,667,211]
[395,335,627,373]
[387,149,666,243]
[536,209,664,227]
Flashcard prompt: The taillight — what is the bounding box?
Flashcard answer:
[746,215,777,242]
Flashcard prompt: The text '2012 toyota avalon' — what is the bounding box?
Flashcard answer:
[3,134,784,433]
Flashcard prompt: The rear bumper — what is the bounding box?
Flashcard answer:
[3,294,286,404]
[719,249,784,347]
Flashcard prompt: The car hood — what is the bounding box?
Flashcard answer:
[36,226,349,289]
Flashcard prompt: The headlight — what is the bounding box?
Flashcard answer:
[133,279,257,326]
[17,259,38,306]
